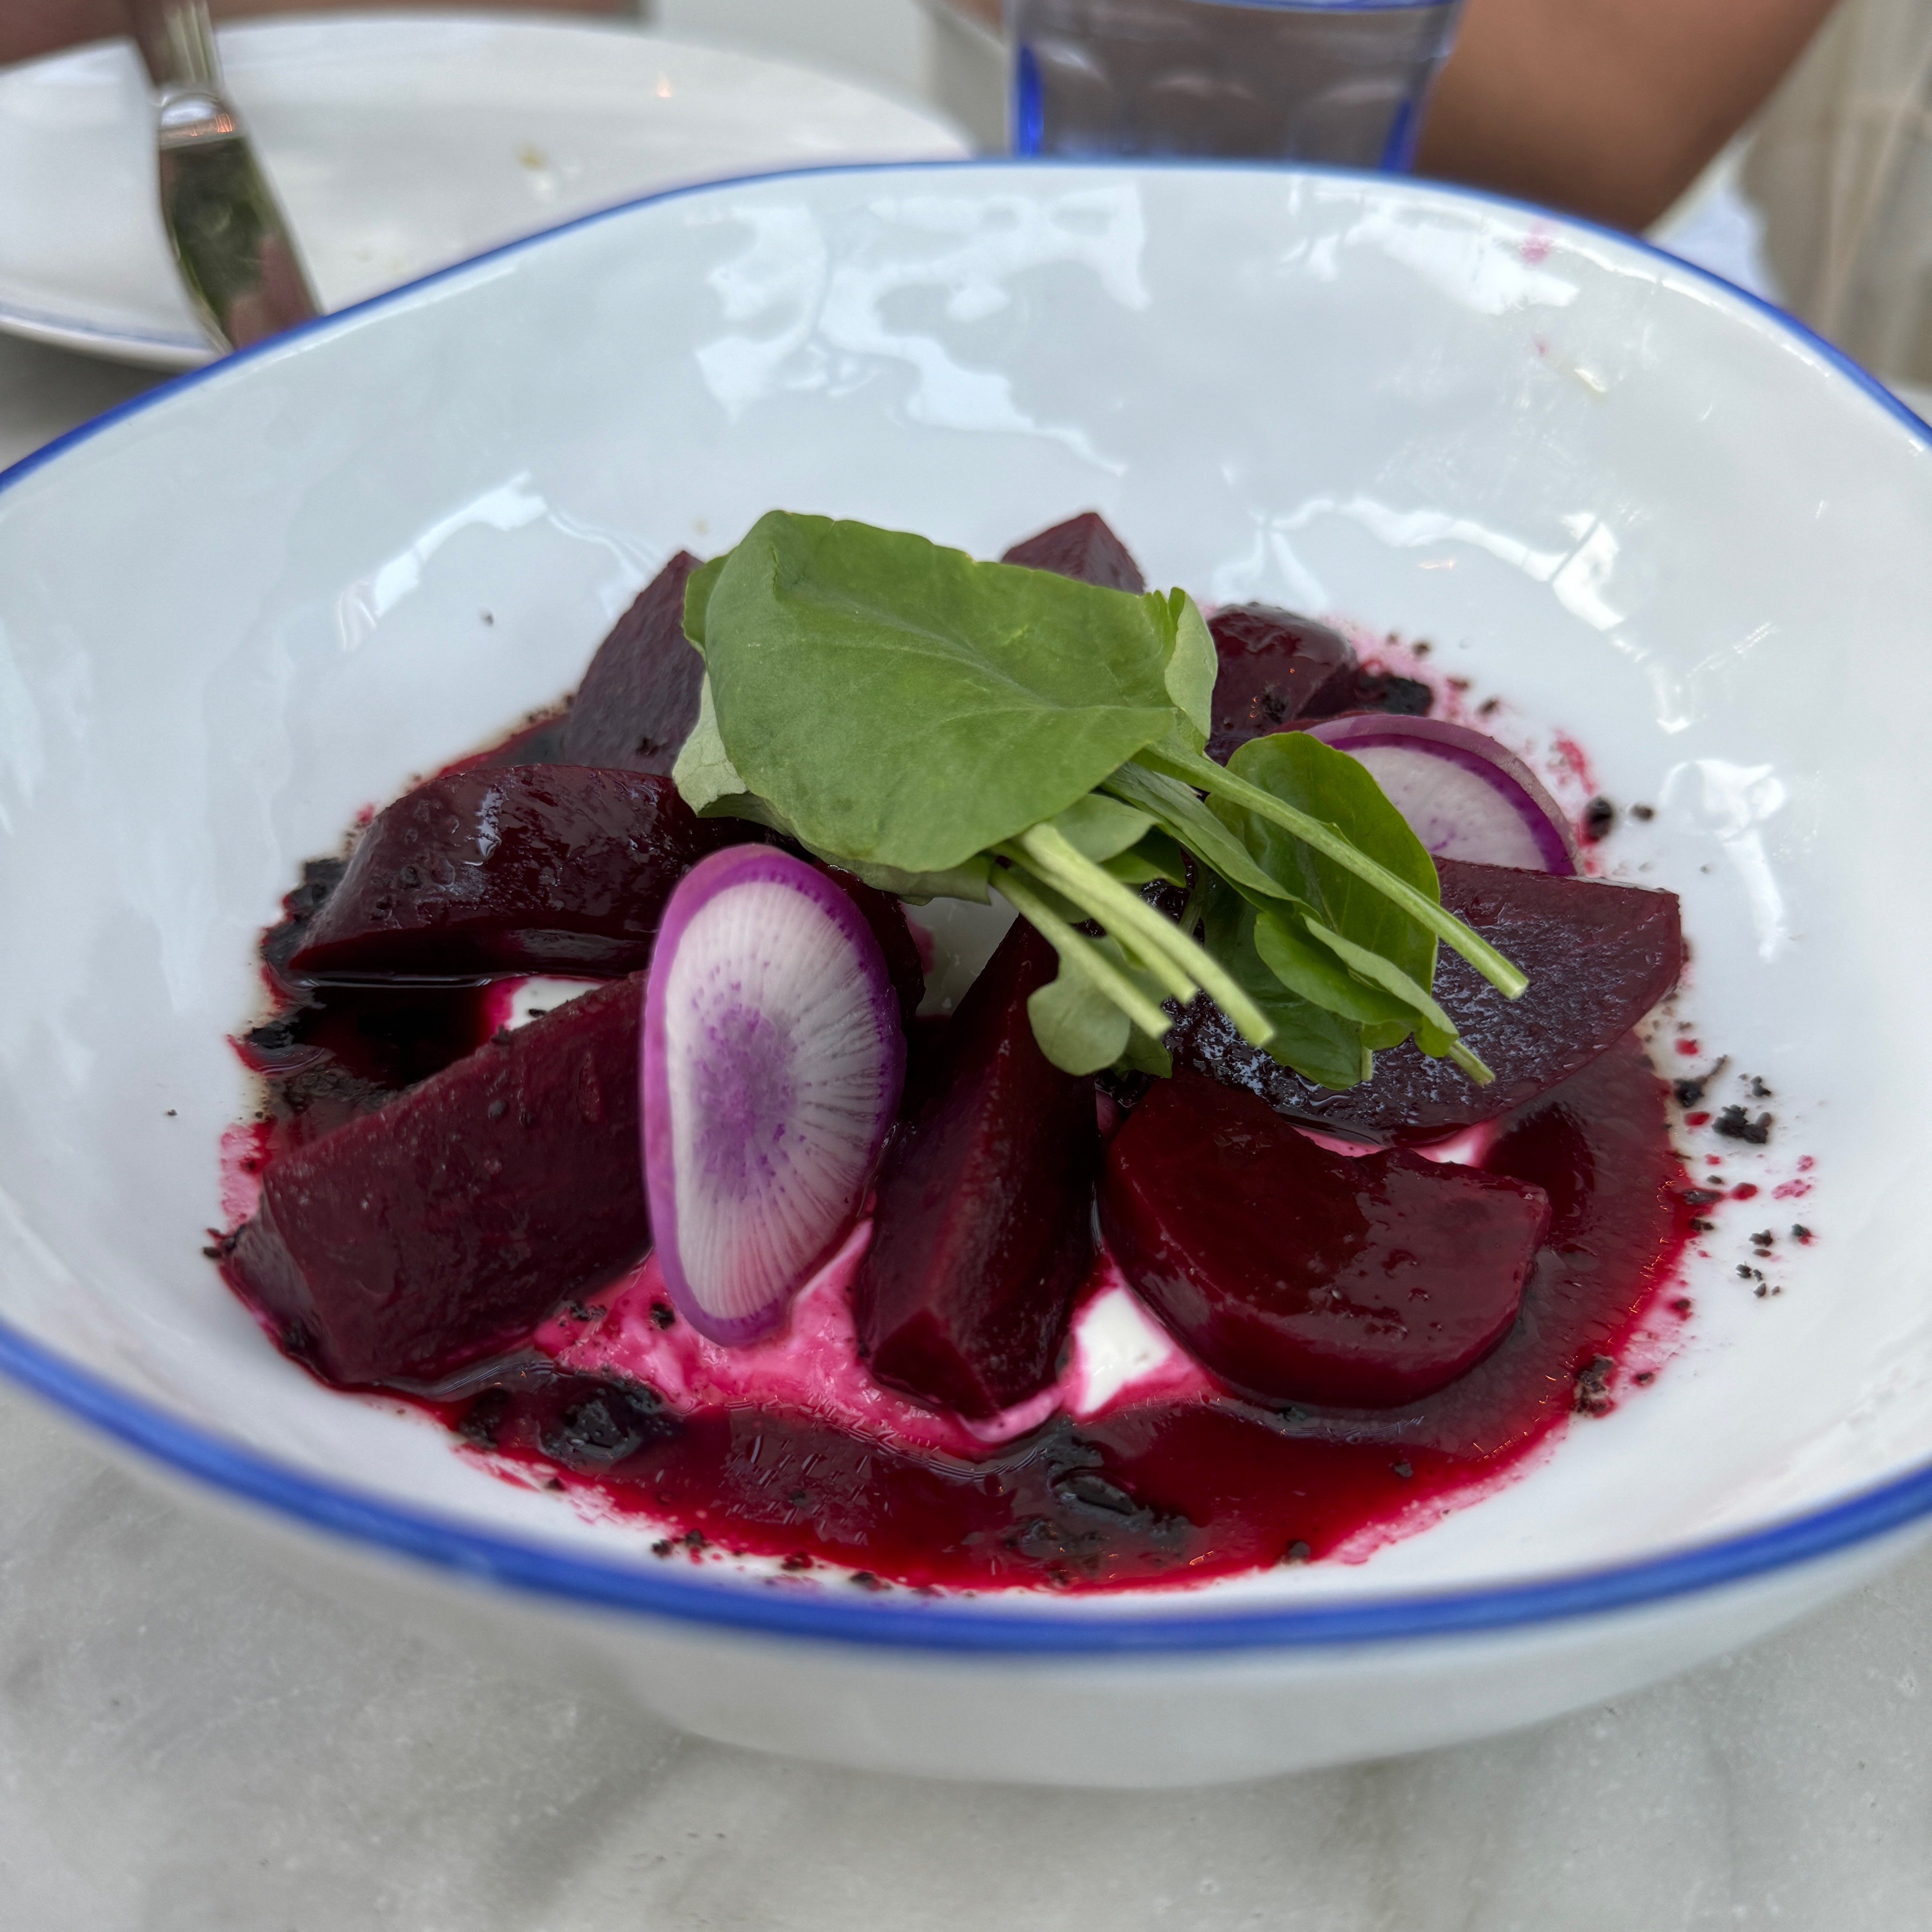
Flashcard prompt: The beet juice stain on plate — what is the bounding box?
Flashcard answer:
[216,512,1697,1592]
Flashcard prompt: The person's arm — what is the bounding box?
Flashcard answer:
[1415,0,1842,231]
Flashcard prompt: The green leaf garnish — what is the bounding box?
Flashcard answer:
[693,512,1190,873]
[676,512,1526,1090]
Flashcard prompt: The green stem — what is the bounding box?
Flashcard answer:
[1014,823,1276,1048]
[992,868,1173,1040]
[1136,745,1529,1000]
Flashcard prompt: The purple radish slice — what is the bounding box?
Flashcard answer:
[643,846,906,1345]
[1301,714,1578,875]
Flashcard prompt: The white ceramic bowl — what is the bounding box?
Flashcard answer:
[2,161,1929,1789]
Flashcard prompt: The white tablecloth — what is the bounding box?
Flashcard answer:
[6,189,1932,1932]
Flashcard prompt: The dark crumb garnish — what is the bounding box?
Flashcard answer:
[651,1540,674,1558]
[1714,1106,1774,1145]
[1793,1224,1813,1244]
[544,1477,563,1492]
[683,1528,707,1548]
[1573,1356,1616,1417]
[649,1302,676,1330]
[850,1570,887,1592]
[1582,796,1616,842]
[1688,1218,1715,1233]
[787,1488,812,1508]
[1680,1187,1722,1207]
[1390,1459,1413,1480]
[1633,1370,1656,1386]
[1673,1055,1729,1108]
[1281,1539,1313,1565]
[165,1109,177,1118]
[1672,1297,1694,1316]
[1747,1076,1774,1099]
[1631,803,1655,821]
[457,1388,511,1448]
[782,1553,814,1572]
[1477,697,1500,718]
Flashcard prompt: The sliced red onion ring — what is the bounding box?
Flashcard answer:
[642,847,905,1345]
[1301,714,1578,874]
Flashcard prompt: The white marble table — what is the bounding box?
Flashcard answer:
[7,320,1932,1932]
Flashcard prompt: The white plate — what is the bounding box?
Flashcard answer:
[3,160,1930,1787]
[0,13,967,368]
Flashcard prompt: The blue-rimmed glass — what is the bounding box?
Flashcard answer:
[1009,0,1461,169]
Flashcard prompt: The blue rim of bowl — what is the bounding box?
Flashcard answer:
[2,156,1927,1656]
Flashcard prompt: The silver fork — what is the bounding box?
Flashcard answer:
[122,0,321,351]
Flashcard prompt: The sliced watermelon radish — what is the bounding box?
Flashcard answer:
[642,846,906,1345]
[1302,714,1578,875]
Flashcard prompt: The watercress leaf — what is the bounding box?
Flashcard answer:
[1220,731,1441,989]
[1146,737,1526,999]
[699,512,1184,873]
[1301,913,1461,1042]
[1251,906,1413,1028]
[1157,589,1215,752]
[1049,793,1155,862]
[1201,884,1367,1091]
[1104,828,1190,889]
[994,870,1172,1042]
[671,674,752,815]
[1028,970,1132,1076]
[822,852,994,906]
[1103,761,1289,903]
[680,553,729,651]
[1114,1026,1174,1079]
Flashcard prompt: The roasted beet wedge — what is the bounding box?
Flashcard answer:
[1174,858,1684,1145]
[1206,606,1357,759]
[559,551,705,773]
[852,921,1098,1418]
[1205,604,1430,762]
[1001,512,1146,593]
[226,978,649,1385]
[289,765,742,981]
[1102,1070,1550,1408]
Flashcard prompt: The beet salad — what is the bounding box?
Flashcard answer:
[216,511,1696,1592]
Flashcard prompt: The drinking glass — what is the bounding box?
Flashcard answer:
[1008,0,1462,169]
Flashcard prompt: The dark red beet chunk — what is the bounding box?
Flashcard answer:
[1174,858,1684,1145]
[1001,512,1147,593]
[289,765,742,981]
[1206,606,1358,759]
[559,552,705,773]
[1205,604,1431,762]
[226,978,648,1385]
[852,922,1098,1418]
[1103,1071,1548,1407]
